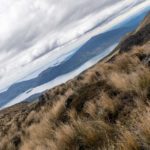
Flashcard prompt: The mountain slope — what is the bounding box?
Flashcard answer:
[0,12,150,150]
[115,12,150,52]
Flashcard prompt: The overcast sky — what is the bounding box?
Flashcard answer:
[0,0,149,91]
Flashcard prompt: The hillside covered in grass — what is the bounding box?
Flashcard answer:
[0,13,150,150]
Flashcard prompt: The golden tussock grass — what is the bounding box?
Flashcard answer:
[0,40,150,150]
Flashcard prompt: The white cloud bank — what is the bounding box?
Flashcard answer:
[0,0,149,92]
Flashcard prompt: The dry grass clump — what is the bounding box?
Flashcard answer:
[83,100,97,118]
[117,130,139,150]
[72,119,114,149]
[132,43,150,56]
[136,106,150,148]
[0,136,15,150]
[54,124,77,150]
[23,110,41,127]
[0,133,22,150]
[114,53,140,73]
[108,72,131,91]
[136,70,150,98]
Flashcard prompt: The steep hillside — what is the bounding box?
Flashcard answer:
[0,13,149,150]
[115,12,150,52]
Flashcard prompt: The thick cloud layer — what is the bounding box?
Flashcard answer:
[0,0,149,92]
